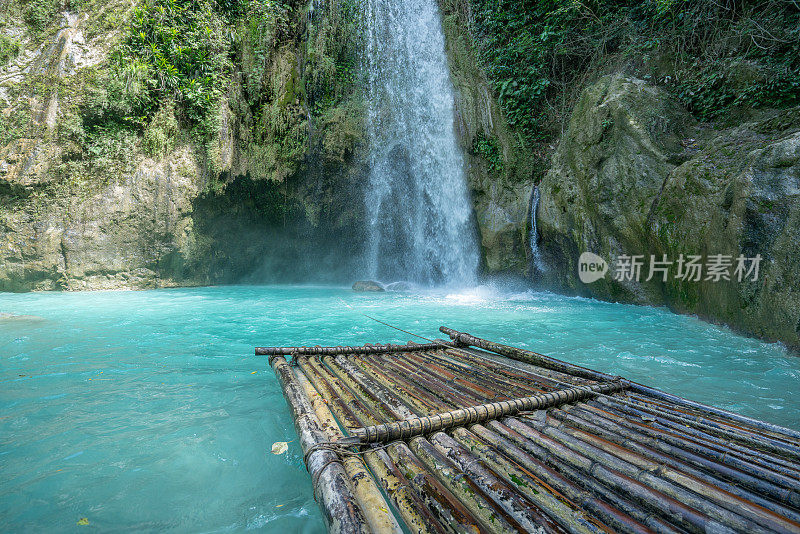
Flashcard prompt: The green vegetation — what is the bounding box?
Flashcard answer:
[117,0,234,138]
[100,0,362,179]
[305,0,362,116]
[0,35,21,65]
[469,0,800,141]
[471,132,504,175]
[23,0,61,35]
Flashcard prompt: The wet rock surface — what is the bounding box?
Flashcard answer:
[537,75,800,348]
[352,280,385,292]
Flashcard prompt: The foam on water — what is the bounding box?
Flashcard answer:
[1,285,797,531]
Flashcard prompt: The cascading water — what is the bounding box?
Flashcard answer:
[362,0,479,286]
[529,185,545,274]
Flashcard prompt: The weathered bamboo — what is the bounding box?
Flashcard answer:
[404,434,525,534]
[362,355,679,534]
[589,396,800,494]
[423,346,588,391]
[468,422,675,534]
[351,355,552,533]
[625,394,800,474]
[270,355,371,534]
[346,354,609,534]
[520,413,783,533]
[321,355,493,534]
[439,326,614,383]
[450,426,615,534]
[265,330,800,534]
[501,415,736,533]
[293,369,404,534]
[429,431,570,534]
[593,393,800,461]
[257,341,452,356]
[483,420,683,534]
[440,326,800,442]
[411,350,552,398]
[546,406,800,532]
[329,354,572,533]
[572,401,800,509]
[298,356,442,534]
[351,383,624,443]
[340,352,547,534]
[368,352,724,531]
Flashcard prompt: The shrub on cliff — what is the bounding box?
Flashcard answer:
[469,0,800,142]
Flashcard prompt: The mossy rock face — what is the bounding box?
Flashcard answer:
[0,0,370,291]
[538,74,800,349]
[438,0,536,274]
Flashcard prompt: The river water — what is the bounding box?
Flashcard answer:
[1,285,797,532]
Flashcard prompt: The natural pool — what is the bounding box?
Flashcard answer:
[1,285,798,532]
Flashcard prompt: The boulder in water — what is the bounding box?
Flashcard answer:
[352,280,385,292]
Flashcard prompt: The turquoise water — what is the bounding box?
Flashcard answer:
[1,285,798,532]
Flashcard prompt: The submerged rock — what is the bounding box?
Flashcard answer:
[352,280,385,292]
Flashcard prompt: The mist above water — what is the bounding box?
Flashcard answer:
[362,0,479,286]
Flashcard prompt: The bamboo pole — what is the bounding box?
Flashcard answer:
[573,401,800,509]
[482,420,681,534]
[439,327,800,441]
[555,402,800,512]
[625,394,800,475]
[422,347,585,392]
[293,369,404,534]
[345,354,607,534]
[298,356,442,534]
[429,431,570,534]
[450,426,615,534]
[360,354,666,534]
[351,383,624,443]
[327,354,528,532]
[320,355,491,534]
[521,412,790,533]
[381,357,682,533]
[267,333,800,534]
[257,341,452,356]
[327,354,568,533]
[270,355,371,534]
[589,396,800,493]
[547,406,800,532]
[501,416,733,534]
[351,356,532,533]
[593,394,800,461]
[439,327,614,382]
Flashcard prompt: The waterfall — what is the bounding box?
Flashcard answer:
[529,185,545,274]
[362,0,479,286]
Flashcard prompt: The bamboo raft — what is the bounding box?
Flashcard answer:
[258,326,800,534]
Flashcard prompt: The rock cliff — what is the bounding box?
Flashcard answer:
[0,0,366,290]
[537,75,800,348]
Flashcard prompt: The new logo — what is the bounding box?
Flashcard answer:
[578,252,608,283]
